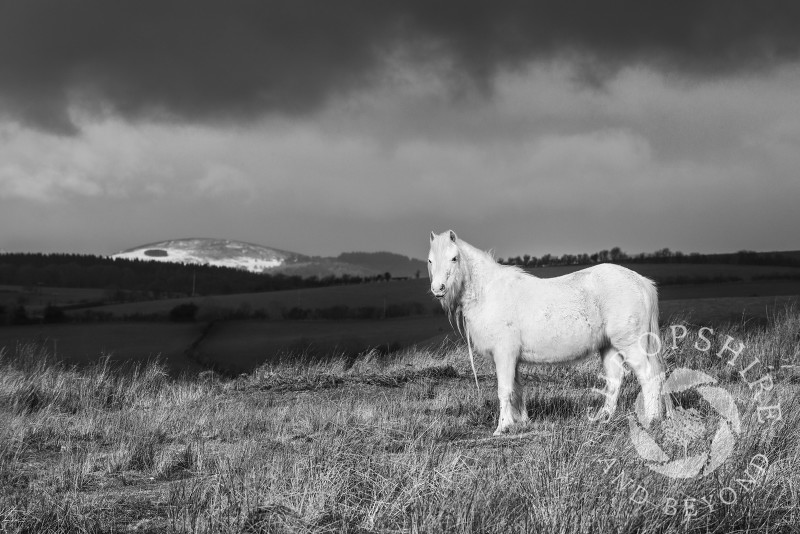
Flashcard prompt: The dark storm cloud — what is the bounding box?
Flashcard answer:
[2,0,799,133]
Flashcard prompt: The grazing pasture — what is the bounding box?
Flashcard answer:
[0,296,796,376]
[660,295,800,325]
[0,323,205,373]
[192,316,453,374]
[65,274,800,322]
[68,278,437,320]
[0,285,108,309]
[0,296,797,376]
[0,309,798,532]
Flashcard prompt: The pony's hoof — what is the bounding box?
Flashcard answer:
[587,407,612,423]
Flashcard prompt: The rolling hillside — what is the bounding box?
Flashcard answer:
[111,238,427,279]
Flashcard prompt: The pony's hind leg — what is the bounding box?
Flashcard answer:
[621,342,664,427]
[493,350,527,436]
[593,347,625,421]
[512,361,528,424]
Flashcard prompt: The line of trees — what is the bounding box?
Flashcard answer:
[499,248,800,268]
[0,253,393,298]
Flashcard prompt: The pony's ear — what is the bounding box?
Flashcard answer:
[430,231,436,242]
[449,230,457,243]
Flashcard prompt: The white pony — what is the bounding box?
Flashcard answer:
[428,230,670,436]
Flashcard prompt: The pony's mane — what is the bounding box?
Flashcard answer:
[439,239,522,337]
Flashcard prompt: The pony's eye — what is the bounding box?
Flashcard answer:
[451,256,458,262]
[428,259,432,264]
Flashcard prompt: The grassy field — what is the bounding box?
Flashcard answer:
[193,315,453,374]
[0,285,108,309]
[67,271,800,321]
[0,317,453,376]
[659,295,800,325]
[194,295,800,374]
[0,308,798,532]
[70,278,438,319]
[0,296,798,376]
[0,296,796,376]
[2,261,798,377]
[0,323,206,373]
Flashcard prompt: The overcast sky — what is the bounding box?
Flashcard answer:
[1,1,799,260]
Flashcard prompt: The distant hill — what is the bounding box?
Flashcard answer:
[113,238,304,273]
[337,252,427,279]
[111,238,427,279]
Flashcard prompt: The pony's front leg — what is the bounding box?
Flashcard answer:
[493,351,527,436]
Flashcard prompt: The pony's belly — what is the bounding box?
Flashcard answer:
[519,343,596,364]
[518,311,604,363]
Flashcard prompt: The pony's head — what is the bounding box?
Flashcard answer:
[428,230,463,300]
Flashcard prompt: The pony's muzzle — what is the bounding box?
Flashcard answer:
[432,283,446,298]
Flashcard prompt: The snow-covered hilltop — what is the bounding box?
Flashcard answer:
[112,238,428,278]
[111,238,300,273]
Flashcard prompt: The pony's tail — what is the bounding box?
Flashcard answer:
[643,278,674,417]
[644,279,660,357]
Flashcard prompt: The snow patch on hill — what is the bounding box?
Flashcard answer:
[112,238,295,273]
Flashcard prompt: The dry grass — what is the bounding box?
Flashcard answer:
[0,309,799,533]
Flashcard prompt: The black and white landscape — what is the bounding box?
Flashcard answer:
[0,2,799,533]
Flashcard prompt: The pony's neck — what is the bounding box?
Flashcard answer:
[440,238,497,336]
[455,239,496,305]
